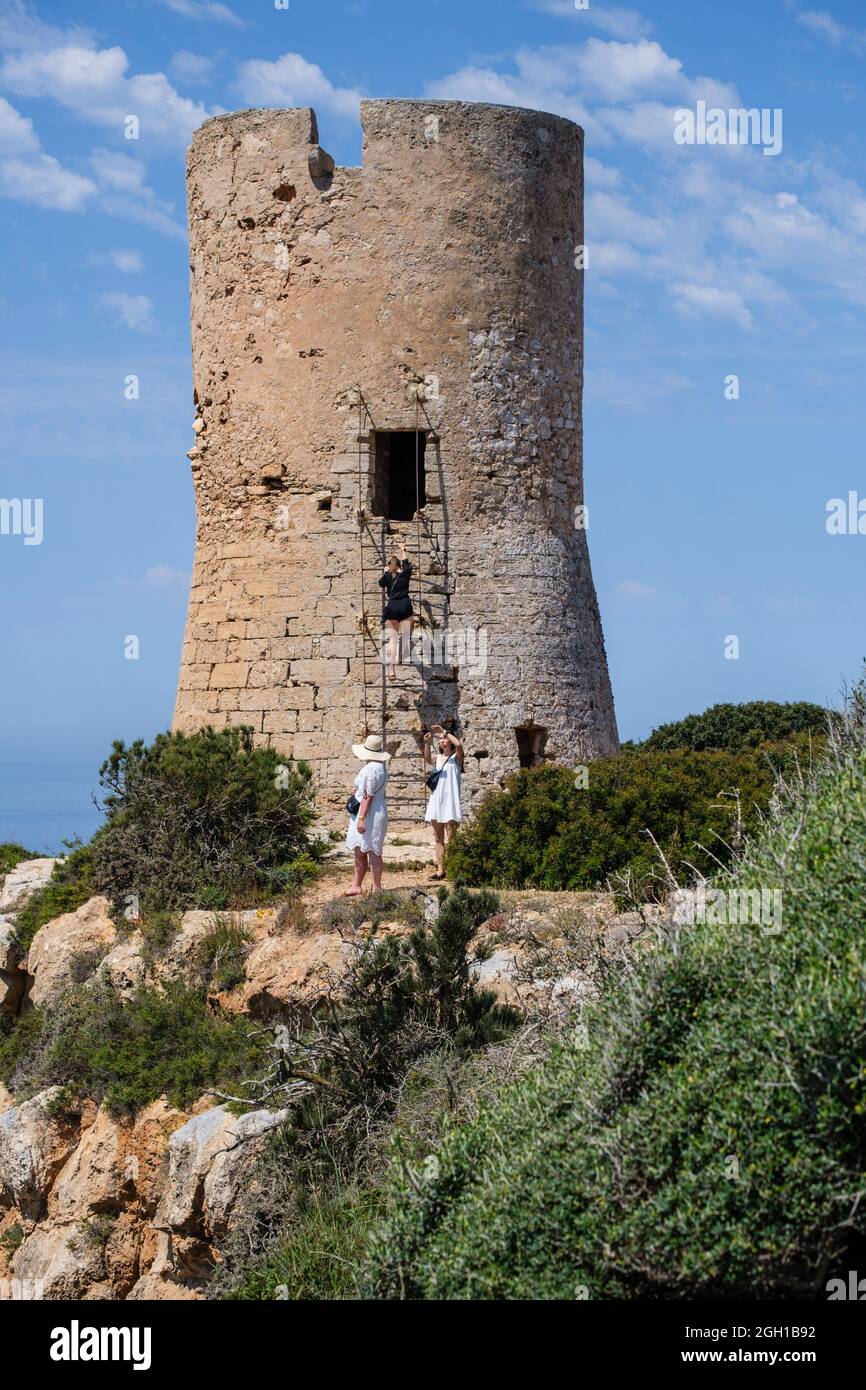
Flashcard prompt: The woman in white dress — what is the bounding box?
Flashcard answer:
[345,733,391,897]
[423,725,463,881]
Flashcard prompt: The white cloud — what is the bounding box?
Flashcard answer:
[798,9,844,42]
[614,580,659,600]
[170,49,216,85]
[89,247,144,272]
[236,52,364,120]
[532,1,653,41]
[162,0,243,26]
[0,94,95,210]
[0,91,35,151]
[98,291,156,332]
[797,8,866,53]
[672,282,754,330]
[428,31,866,336]
[89,149,185,239]
[0,42,212,146]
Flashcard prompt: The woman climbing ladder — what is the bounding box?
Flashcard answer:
[379,539,414,682]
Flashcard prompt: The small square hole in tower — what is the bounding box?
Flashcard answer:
[372,431,426,521]
[516,725,548,769]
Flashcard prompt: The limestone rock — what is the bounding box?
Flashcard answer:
[127,1271,204,1301]
[11,1222,106,1300]
[26,896,116,1009]
[0,857,58,912]
[0,1088,80,1218]
[0,917,25,1019]
[155,1104,286,1239]
[120,1100,190,1216]
[234,926,350,1016]
[49,1108,125,1223]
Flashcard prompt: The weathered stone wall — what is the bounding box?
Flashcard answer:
[174,98,619,821]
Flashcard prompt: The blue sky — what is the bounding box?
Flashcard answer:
[1,0,865,849]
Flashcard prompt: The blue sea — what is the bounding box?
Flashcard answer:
[0,757,105,855]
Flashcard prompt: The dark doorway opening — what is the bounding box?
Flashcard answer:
[373,431,426,521]
[515,725,548,769]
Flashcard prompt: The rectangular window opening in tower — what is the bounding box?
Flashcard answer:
[515,726,548,769]
[372,431,427,521]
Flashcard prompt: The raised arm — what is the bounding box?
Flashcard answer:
[446,731,464,768]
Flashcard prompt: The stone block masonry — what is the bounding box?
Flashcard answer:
[173,98,619,823]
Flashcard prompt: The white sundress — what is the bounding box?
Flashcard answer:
[345,760,389,855]
[425,753,462,825]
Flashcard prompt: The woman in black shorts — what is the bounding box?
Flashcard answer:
[378,539,413,681]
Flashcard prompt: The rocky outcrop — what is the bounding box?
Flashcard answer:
[0,1088,79,1220]
[25,896,116,1009]
[0,858,58,913]
[156,1105,286,1241]
[0,1088,285,1301]
[0,876,632,1300]
[0,855,60,1019]
[0,917,25,1020]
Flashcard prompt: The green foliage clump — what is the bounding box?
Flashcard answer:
[0,977,264,1117]
[89,726,315,917]
[364,726,866,1299]
[13,844,94,952]
[0,1222,23,1256]
[446,743,810,894]
[0,844,37,875]
[218,886,518,1299]
[320,888,423,934]
[196,916,254,993]
[639,699,827,753]
[229,1189,383,1301]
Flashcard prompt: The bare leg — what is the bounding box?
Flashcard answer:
[368,849,384,890]
[344,847,369,896]
[400,617,414,666]
[431,821,446,877]
[385,620,399,681]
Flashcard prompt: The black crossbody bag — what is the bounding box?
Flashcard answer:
[426,753,455,794]
[348,767,388,817]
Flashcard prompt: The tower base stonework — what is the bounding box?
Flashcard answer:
[173,100,619,823]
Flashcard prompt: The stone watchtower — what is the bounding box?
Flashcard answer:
[173,99,619,822]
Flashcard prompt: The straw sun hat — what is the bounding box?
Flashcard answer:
[351,733,391,762]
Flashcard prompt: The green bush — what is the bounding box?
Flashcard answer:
[218,887,518,1298]
[196,917,254,993]
[446,743,811,894]
[639,699,827,753]
[364,721,866,1299]
[229,1188,383,1301]
[0,844,37,875]
[0,977,265,1117]
[89,726,315,918]
[13,844,94,952]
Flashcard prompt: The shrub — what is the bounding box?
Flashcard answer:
[0,1222,23,1256]
[12,843,94,952]
[319,888,422,934]
[217,887,519,1298]
[0,977,265,1117]
[363,707,866,1300]
[445,742,812,895]
[88,726,315,918]
[196,916,254,993]
[639,699,827,753]
[228,1188,383,1301]
[0,844,37,875]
